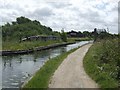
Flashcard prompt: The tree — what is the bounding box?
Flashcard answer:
[47,27,52,32]
[33,20,41,25]
[78,31,83,37]
[83,31,91,37]
[60,29,67,42]
[5,22,11,27]
[12,21,17,25]
[94,28,98,42]
[16,16,31,24]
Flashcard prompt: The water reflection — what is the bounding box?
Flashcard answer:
[3,56,13,70]
[18,57,22,64]
[2,41,91,88]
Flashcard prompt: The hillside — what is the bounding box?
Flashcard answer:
[2,16,59,41]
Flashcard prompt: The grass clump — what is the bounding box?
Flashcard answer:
[23,47,79,88]
[83,38,119,88]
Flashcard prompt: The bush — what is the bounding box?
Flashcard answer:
[84,38,119,88]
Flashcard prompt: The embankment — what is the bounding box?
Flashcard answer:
[83,39,119,88]
[1,42,75,56]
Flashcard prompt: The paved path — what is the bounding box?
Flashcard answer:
[49,44,98,88]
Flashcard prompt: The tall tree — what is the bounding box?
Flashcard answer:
[94,28,98,42]
[60,29,67,42]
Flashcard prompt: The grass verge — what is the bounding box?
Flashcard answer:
[83,39,119,88]
[2,40,62,51]
[23,47,79,88]
[2,37,92,51]
[67,37,93,42]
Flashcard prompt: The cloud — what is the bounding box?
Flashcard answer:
[33,7,54,17]
[48,2,72,8]
[0,0,119,33]
[80,9,103,23]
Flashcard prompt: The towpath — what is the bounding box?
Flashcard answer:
[49,44,98,88]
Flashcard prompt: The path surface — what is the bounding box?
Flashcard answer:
[49,44,98,88]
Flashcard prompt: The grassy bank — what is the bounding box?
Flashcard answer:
[23,47,79,88]
[83,39,119,88]
[2,37,91,51]
[67,37,93,42]
[2,40,62,51]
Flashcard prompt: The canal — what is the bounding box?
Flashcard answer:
[1,41,92,88]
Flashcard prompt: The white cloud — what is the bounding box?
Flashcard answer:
[0,0,119,33]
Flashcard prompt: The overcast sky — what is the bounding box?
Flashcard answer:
[0,0,119,33]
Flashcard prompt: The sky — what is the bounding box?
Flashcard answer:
[0,0,119,34]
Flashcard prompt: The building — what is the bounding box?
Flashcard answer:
[67,31,78,37]
[21,35,60,42]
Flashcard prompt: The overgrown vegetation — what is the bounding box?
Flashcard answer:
[83,38,119,88]
[23,47,79,88]
[2,16,60,41]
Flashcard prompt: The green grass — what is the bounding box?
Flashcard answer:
[83,39,119,88]
[2,37,91,51]
[23,47,79,88]
[67,37,93,42]
[2,40,63,50]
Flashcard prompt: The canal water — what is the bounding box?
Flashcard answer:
[1,41,92,88]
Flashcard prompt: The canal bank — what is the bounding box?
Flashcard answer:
[83,39,119,88]
[1,42,75,56]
